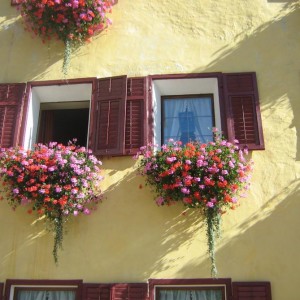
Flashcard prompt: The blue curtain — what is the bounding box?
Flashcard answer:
[162,97,214,144]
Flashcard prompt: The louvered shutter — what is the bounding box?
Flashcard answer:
[0,282,3,300]
[232,282,272,300]
[223,73,264,150]
[125,77,148,155]
[91,76,127,156]
[82,284,111,300]
[0,83,26,148]
[111,283,148,300]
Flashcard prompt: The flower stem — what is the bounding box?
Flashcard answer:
[53,214,63,264]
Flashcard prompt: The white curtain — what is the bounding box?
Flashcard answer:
[159,289,222,300]
[162,97,214,144]
[17,290,76,300]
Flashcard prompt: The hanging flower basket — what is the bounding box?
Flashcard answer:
[16,0,114,74]
[135,129,253,277]
[0,141,103,263]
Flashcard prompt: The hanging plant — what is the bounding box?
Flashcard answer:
[0,141,103,263]
[135,129,253,277]
[16,0,114,74]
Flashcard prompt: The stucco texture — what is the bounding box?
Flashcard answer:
[0,0,300,299]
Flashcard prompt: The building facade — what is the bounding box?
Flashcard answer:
[0,0,299,299]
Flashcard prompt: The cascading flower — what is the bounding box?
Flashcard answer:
[135,129,253,277]
[0,141,103,263]
[15,0,114,74]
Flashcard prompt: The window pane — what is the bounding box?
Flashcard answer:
[17,290,76,300]
[158,289,223,300]
[162,96,214,145]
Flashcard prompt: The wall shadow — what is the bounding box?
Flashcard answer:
[199,2,300,160]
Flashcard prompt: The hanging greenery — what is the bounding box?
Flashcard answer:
[16,0,114,74]
[135,129,253,277]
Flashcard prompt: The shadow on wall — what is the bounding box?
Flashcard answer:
[198,2,300,160]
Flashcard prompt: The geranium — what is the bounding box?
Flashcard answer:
[136,129,253,277]
[15,0,114,74]
[0,141,103,263]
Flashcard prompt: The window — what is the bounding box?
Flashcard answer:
[161,95,215,144]
[24,81,93,150]
[151,75,222,147]
[0,72,264,155]
[5,280,82,300]
[149,279,232,300]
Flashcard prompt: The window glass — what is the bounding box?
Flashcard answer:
[162,95,214,145]
[158,288,223,300]
[15,289,76,300]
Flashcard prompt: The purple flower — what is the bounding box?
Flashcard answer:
[206,202,214,208]
[181,187,190,194]
[156,196,164,206]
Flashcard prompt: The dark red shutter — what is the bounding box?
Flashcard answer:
[91,76,127,156]
[0,83,26,148]
[0,282,3,300]
[82,284,111,300]
[111,283,148,300]
[125,77,148,155]
[232,282,272,300]
[223,73,264,150]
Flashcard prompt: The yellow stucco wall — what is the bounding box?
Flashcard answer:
[0,0,300,299]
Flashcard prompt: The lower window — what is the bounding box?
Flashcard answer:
[5,280,82,300]
[149,279,231,300]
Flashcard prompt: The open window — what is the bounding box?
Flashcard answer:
[5,280,82,300]
[23,81,93,150]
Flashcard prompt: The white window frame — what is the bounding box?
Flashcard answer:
[151,77,221,147]
[23,83,93,150]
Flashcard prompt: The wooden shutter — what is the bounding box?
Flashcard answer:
[91,76,127,156]
[82,284,111,300]
[223,73,264,150]
[0,83,26,148]
[232,282,272,300]
[125,77,148,155]
[0,282,3,300]
[111,283,148,300]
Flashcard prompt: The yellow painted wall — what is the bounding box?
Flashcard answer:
[0,0,300,299]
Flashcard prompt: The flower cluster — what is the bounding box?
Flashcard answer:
[16,0,114,73]
[137,132,252,212]
[136,129,253,277]
[0,141,103,262]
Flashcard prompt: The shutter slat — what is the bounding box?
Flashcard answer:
[125,77,147,155]
[232,282,272,300]
[82,284,111,300]
[91,76,127,156]
[0,282,3,300]
[0,83,26,148]
[111,283,148,300]
[223,73,264,150]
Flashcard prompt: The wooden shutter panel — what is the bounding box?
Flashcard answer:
[82,284,111,300]
[125,77,148,155]
[0,282,3,300]
[91,76,127,156]
[223,73,264,150]
[0,83,26,148]
[111,283,148,300]
[232,282,272,300]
